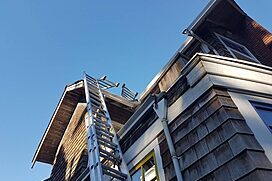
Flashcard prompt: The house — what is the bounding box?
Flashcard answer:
[32,0,272,180]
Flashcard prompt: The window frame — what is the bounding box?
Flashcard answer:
[130,151,160,181]
[215,32,260,63]
[251,101,272,133]
[229,92,272,163]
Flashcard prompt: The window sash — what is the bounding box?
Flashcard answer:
[252,101,272,133]
[215,33,259,63]
[130,151,160,181]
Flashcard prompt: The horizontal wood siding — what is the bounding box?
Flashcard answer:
[159,88,272,180]
[50,103,88,181]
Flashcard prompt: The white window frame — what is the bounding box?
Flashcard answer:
[229,92,272,163]
[215,32,260,63]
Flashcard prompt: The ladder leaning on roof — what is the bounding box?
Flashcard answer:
[83,72,131,181]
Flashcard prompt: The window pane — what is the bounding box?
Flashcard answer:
[253,102,272,133]
[221,37,251,56]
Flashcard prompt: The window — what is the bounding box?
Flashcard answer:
[252,102,272,133]
[131,152,159,181]
[215,33,259,63]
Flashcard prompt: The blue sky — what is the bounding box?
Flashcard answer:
[0,0,271,180]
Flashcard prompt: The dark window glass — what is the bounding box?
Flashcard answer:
[252,102,272,133]
[221,37,251,56]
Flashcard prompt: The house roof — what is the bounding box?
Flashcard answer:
[32,80,138,167]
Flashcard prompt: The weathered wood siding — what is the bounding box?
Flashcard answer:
[158,60,182,92]
[159,88,272,180]
[50,103,88,181]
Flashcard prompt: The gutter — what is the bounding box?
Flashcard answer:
[186,0,220,32]
[153,94,183,181]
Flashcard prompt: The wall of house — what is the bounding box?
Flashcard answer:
[120,53,272,181]
[242,17,272,66]
[158,60,182,92]
[50,103,88,181]
[159,88,272,181]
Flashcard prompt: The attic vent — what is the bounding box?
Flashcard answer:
[121,84,138,101]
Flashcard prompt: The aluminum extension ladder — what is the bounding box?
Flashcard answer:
[83,73,131,181]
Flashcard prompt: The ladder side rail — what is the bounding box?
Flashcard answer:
[84,74,104,181]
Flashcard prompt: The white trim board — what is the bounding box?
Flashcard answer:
[124,118,163,168]
[229,92,272,163]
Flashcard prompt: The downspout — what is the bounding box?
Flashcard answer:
[153,95,183,181]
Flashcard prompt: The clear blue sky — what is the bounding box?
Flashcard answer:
[0,0,271,180]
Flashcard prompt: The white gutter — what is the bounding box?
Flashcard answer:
[153,96,183,181]
[186,0,219,31]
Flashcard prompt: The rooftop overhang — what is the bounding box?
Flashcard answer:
[186,0,246,33]
[32,80,138,167]
[32,81,84,166]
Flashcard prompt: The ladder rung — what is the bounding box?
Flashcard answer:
[87,81,99,90]
[88,85,99,94]
[95,125,114,137]
[92,105,105,114]
[89,89,100,97]
[100,150,121,164]
[91,104,103,111]
[102,165,127,180]
[95,121,111,130]
[94,118,111,127]
[98,80,112,88]
[100,153,118,164]
[91,102,104,110]
[90,98,102,107]
[97,135,114,145]
[92,111,108,120]
[98,140,117,150]
[85,74,97,82]
[97,129,114,139]
[89,93,101,102]
[100,149,120,161]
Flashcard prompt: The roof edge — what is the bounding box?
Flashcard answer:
[138,36,194,101]
[31,80,84,168]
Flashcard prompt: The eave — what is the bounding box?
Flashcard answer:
[187,0,246,32]
[32,80,139,167]
[32,81,85,167]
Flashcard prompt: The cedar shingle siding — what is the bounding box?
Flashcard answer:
[50,104,88,181]
[159,88,272,181]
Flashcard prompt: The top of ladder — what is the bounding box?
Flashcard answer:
[84,72,138,101]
